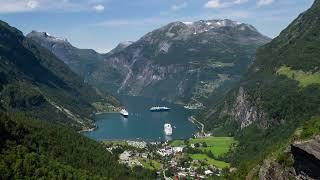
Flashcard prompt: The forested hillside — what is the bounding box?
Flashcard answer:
[200,0,320,178]
[0,20,119,130]
[0,113,155,179]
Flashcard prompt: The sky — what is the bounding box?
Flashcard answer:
[0,0,315,53]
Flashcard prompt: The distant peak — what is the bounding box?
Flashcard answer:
[27,31,69,43]
[182,22,194,25]
[119,41,134,46]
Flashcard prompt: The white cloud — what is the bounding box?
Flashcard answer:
[27,0,39,9]
[93,4,105,12]
[257,0,274,6]
[171,2,188,11]
[234,0,248,4]
[204,0,248,9]
[0,0,107,14]
[205,0,222,8]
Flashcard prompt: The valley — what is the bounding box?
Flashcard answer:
[0,0,320,179]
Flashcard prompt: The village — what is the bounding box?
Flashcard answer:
[103,136,236,179]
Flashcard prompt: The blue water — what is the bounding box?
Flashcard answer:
[83,96,197,141]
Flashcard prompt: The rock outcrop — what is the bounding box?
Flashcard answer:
[291,136,320,179]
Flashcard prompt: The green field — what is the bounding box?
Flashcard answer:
[138,158,162,170]
[190,154,230,168]
[190,137,235,156]
[170,140,186,147]
[170,137,235,169]
[170,137,236,156]
[277,66,320,87]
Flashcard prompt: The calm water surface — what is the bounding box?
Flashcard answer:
[83,96,197,141]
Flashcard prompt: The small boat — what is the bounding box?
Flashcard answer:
[120,109,129,118]
[150,106,171,112]
[164,124,173,136]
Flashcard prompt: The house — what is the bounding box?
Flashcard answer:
[173,147,184,153]
[204,170,213,175]
[119,151,132,161]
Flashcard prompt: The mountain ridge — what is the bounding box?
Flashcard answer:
[0,20,119,130]
[26,31,105,79]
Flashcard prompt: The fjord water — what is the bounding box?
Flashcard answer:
[83,96,197,141]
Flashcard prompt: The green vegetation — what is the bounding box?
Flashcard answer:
[190,154,230,169]
[171,137,236,157]
[277,66,320,87]
[200,1,320,178]
[92,102,121,113]
[0,113,155,179]
[138,158,162,171]
[102,140,129,146]
[300,116,320,140]
[170,137,235,170]
[190,137,235,156]
[170,140,185,147]
[0,20,119,130]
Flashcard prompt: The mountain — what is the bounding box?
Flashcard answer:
[0,20,119,130]
[0,20,153,179]
[0,113,155,179]
[101,19,270,107]
[26,31,105,79]
[200,1,320,178]
[29,19,270,108]
[108,41,134,55]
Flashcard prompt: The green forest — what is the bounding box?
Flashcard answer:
[0,113,155,179]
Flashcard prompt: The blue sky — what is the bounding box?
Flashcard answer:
[0,0,314,53]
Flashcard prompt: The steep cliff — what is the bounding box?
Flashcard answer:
[101,19,270,106]
[200,0,320,177]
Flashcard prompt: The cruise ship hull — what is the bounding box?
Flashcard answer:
[121,114,128,118]
[120,109,129,118]
[150,109,170,112]
[164,124,173,136]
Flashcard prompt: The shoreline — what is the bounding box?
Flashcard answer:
[188,116,207,137]
[95,111,119,115]
[78,126,97,133]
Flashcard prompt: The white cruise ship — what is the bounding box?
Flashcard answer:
[120,109,129,118]
[150,106,171,112]
[164,124,173,136]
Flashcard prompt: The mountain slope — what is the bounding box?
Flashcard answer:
[29,20,270,107]
[101,19,270,106]
[26,31,105,79]
[0,20,119,130]
[108,41,134,55]
[200,1,320,178]
[0,113,155,179]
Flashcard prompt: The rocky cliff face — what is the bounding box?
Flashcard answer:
[256,136,320,180]
[27,20,270,106]
[223,87,268,129]
[101,19,270,106]
[257,160,295,180]
[291,136,320,179]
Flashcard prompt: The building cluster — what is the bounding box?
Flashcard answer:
[127,140,147,148]
[157,146,184,156]
[109,140,224,179]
